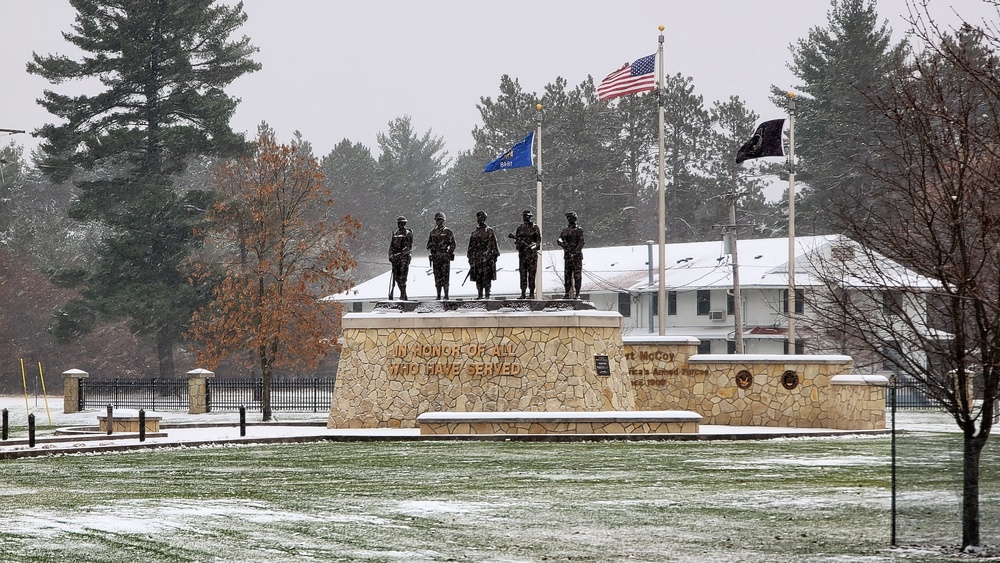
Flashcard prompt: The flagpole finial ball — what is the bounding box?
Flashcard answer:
[787,91,795,98]
[536,103,542,110]
[658,25,664,32]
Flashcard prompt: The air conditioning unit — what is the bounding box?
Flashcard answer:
[708,310,726,322]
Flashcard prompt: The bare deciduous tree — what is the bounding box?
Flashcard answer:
[809,3,1000,550]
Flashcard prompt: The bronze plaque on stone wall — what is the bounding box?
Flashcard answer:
[594,355,611,376]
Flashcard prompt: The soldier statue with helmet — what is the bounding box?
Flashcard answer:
[467,210,500,300]
[426,211,456,300]
[507,209,541,299]
[557,210,585,299]
[388,215,413,300]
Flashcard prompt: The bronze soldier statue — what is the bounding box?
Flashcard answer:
[426,212,456,300]
[388,215,413,300]
[557,211,584,299]
[467,210,500,300]
[507,209,540,299]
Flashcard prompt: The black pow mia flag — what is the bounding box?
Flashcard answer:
[735,119,785,164]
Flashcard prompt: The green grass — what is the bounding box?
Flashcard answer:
[0,433,996,562]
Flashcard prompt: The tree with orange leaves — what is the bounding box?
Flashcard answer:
[187,123,359,420]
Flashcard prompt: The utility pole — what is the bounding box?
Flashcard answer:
[717,187,752,353]
[725,192,745,353]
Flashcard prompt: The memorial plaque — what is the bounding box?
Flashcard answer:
[781,370,800,390]
[594,355,611,376]
[735,369,753,389]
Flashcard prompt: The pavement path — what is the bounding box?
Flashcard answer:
[0,395,951,459]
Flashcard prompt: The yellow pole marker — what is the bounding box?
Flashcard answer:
[20,358,29,419]
[39,362,52,426]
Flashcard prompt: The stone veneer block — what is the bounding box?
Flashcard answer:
[415,410,701,435]
[97,415,162,433]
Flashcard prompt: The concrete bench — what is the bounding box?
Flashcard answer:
[416,410,701,436]
[97,412,162,433]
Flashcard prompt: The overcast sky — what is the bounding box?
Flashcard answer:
[1,1,994,161]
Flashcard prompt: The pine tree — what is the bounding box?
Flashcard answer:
[28,0,260,378]
[606,92,659,244]
[321,139,380,277]
[375,116,449,228]
[448,73,539,232]
[706,97,781,237]
[661,73,713,242]
[778,0,905,234]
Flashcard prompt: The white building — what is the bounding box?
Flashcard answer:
[325,234,935,363]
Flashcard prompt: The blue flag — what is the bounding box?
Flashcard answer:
[484,131,534,173]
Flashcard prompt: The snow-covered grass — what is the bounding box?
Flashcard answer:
[0,408,1000,562]
[0,398,997,562]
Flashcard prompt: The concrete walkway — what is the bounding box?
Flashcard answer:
[0,418,891,459]
[1,397,949,460]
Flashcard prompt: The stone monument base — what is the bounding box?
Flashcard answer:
[328,303,632,429]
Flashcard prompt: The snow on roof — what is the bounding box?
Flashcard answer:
[323,234,923,302]
[688,353,852,364]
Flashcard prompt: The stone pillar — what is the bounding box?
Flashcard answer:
[62,369,89,413]
[186,368,216,414]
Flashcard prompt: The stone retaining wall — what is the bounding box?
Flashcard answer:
[623,342,886,430]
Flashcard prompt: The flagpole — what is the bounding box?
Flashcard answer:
[786,92,796,353]
[656,25,666,336]
[535,103,544,299]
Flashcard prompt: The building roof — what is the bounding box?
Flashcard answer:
[325,234,879,303]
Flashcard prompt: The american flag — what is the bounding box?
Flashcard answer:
[597,54,656,101]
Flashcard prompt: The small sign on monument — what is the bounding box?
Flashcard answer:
[594,355,611,376]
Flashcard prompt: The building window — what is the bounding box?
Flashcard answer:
[727,292,735,315]
[697,340,712,354]
[782,288,805,314]
[697,290,711,315]
[783,339,805,354]
[618,293,631,317]
[727,340,736,354]
[653,292,677,316]
[352,302,363,313]
[882,340,904,373]
[883,291,903,316]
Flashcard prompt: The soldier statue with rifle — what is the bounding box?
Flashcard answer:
[426,211,456,300]
[507,209,540,299]
[388,215,413,300]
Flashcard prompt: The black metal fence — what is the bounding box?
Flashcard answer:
[207,377,335,413]
[79,376,335,413]
[886,379,942,410]
[80,378,189,410]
